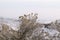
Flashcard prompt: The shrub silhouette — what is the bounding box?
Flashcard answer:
[19,13,38,40]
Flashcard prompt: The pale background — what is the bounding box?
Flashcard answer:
[0,0,60,23]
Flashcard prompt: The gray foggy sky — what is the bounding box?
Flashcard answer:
[0,0,60,22]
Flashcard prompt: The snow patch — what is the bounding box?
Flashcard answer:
[42,27,59,36]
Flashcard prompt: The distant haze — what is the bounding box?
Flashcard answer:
[0,0,60,23]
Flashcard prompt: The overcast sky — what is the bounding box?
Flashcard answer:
[0,0,60,22]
